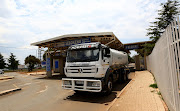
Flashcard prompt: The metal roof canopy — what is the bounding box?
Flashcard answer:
[124,41,154,46]
[123,41,154,50]
[31,32,124,51]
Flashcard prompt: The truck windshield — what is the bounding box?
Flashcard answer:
[67,48,99,62]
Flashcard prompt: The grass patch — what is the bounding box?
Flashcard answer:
[151,90,155,92]
[4,70,18,72]
[149,83,158,88]
[157,91,161,95]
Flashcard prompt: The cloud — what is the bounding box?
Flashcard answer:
[0,0,165,64]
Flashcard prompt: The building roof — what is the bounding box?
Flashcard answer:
[31,32,124,51]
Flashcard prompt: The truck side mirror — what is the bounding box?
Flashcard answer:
[104,48,110,57]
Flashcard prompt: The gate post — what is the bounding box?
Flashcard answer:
[135,55,141,70]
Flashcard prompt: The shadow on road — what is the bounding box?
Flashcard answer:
[36,75,66,80]
[65,79,131,104]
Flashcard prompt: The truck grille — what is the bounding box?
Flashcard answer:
[62,78,102,92]
[66,66,96,74]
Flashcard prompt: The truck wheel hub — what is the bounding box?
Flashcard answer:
[108,81,112,90]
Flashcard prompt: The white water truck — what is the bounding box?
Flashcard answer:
[62,42,129,94]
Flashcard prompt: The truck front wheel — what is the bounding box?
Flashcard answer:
[104,77,113,95]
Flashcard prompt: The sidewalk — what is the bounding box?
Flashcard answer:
[109,71,165,111]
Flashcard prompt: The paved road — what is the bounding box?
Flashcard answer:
[0,72,132,111]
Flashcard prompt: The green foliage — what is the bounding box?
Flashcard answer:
[0,53,6,69]
[136,43,155,56]
[149,83,158,88]
[147,0,180,43]
[157,91,161,95]
[142,0,180,56]
[25,55,40,72]
[8,53,19,70]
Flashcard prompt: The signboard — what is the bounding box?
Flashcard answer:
[54,52,66,57]
[69,43,99,50]
[55,60,59,69]
[41,61,46,66]
[46,58,51,71]
[55,38,91,48]
[124,45,139,50]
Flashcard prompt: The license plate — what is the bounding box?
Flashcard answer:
[76,81,84,84]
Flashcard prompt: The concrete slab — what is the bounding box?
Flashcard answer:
[0,87,21,96]
[0,76,14,80]
[27,72,46,76]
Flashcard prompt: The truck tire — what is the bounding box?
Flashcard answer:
[118,69,124,83]
[104,77,113,95]
[123,72,128,82]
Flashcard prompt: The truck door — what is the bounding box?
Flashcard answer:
[102,48,110,73]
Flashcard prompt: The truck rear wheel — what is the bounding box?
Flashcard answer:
[118,69,124,83]
[123,72,128,82]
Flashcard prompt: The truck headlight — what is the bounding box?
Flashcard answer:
[87,81,100,87]
[92,82,100,87]
[64,80,71,85]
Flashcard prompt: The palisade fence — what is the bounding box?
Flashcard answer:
[146,16,180,111]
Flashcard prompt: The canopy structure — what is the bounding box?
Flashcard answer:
[31,32,124,51]
[31,32,125,77]
[124,41,154,50]
[31,32,153,76]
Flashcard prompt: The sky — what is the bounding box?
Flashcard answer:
[0,0,166,64]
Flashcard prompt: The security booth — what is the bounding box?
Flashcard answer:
[52,51,66,74]
[31,32,125,77]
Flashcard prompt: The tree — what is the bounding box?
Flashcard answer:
[135,43,155,56]
[8,53,19,70]
[25,55,40,72]
[142,0,180,56]
[0,53,6,69]
[147,0,180,42]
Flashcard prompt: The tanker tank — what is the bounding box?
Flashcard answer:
[109,49,128,66]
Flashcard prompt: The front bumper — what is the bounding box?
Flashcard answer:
[62,78,102,92]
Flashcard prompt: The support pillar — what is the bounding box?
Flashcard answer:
[46,53,52,77]
[144,54,147,70]
[59,56,65,75]
[135,55,141,71]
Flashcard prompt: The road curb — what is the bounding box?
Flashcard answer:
[0,87,21,96]
[29,74,45,76]
[0,76,14,80]
[106,73,136,111]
